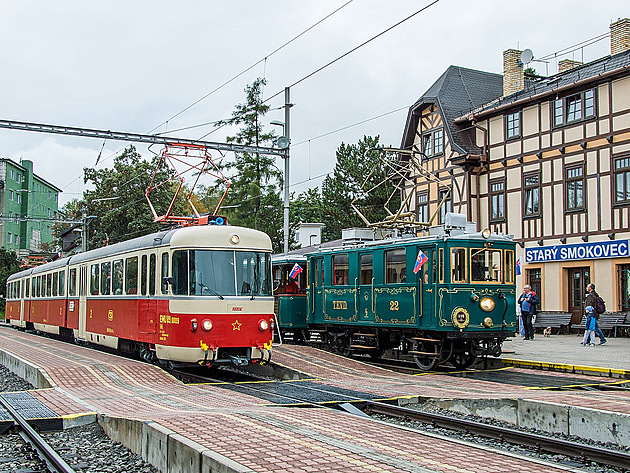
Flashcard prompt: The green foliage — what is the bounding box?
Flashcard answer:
[71,146,186,249]
[319,136,400,241]
[213,78,285,252]
[0,248,20,312]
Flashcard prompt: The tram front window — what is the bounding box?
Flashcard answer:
[471,248,502,282]
[172,250,271,297]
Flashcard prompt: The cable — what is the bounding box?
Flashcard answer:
[145,0,355,135]
[265,0,441,103]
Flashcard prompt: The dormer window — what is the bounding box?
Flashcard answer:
[422,128,444,157]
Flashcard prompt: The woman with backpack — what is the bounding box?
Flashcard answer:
[584,283,608,346]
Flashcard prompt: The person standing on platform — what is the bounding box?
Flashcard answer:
[518,284,539,340]
[581,306,597,346]
[584,283,608,346]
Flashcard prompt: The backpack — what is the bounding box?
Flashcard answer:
[595,295,606,314]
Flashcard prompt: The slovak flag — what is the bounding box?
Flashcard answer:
[516,257,522,276]
[413,249,429,274]
[289,263,303,279]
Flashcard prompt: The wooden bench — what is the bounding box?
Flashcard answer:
[573,312,627,337]
[533,312,573,334]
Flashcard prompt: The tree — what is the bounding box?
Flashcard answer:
[0,249,21,314]
[75,146,187,249]
[320,136,400,241]
[214,78,284,251]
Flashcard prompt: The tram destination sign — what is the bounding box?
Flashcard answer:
[525,239,630,263]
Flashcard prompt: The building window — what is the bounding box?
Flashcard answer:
[506,111,520,139]
[422,128,444,157]
[489,180,505,222]
[618,264,630,311]
[553,88,596,126]
[527,268,542,308]
[417,192,429,222]
[523,172,540,217]
[438,188,451,224]
[7,233,12,244]
[9,169,14,180]
[614,156,630,205]
[9,190,14,201]
[566,165,584,211]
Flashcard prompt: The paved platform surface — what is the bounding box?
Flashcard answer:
[1,327,628,472]
[502,334,630,371]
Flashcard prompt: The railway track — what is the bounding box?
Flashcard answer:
[363,400,630,470]
[0,395,75,473]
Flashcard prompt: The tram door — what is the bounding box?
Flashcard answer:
[311,257,324,318]
[358,253,374,322]
[568,267,590,325]
[77,265,88,340]
[419,247,436,318]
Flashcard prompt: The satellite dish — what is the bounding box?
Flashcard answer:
[521,49,534,65]
[276,136,290,149]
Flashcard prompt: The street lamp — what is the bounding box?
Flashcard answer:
[271,110,291,254]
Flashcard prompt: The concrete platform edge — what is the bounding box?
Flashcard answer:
[495,357,630,379]
[99,415,255,473]
[0,347,55,389]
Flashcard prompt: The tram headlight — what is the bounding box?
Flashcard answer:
[201,319,213,331]
[229,233,240,245]
[479,296,495,312]
[258,319,269,331]
[191,318,198,332]
[483,317,494,328]
[482,228,491,239]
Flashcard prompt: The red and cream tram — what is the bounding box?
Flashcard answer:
[5,224,274,367]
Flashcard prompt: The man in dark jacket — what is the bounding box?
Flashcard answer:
[518,284,539,340]
[584,283,607,345]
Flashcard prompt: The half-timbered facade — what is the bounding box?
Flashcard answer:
[401,18,630,321]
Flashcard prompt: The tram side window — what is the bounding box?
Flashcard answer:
[52,272,59,297]
[25,278,29,298]
[90,264,100,295]
[471,248,502,282]
[161,253,169,294]
[141,255,148,296]
[101,262,111,295]
[46,274,52,297]
[32,278,36,298]
[172,251,188,295]
[451,248,467,283]
[360,254,373,285]
[68,268,77,297]
[59,270,65,296]
[333,254,349,285]
[505,250,515,284]
[37,275,42,298]
[112,260,123,295]
[149,254,156,296]
[125,257,138,295]
[385,249,406,284]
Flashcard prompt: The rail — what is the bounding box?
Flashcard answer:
[0,395,76,473]
[363,400,630,470]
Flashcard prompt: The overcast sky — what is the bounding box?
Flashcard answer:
[0,1,627,209]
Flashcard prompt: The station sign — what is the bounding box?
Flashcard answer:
[525,239,630,263]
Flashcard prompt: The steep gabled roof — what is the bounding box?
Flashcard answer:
[401,66,503,155]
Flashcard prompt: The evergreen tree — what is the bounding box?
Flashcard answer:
[0,248,20,314]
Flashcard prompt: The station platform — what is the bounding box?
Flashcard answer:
[1,326,628,473]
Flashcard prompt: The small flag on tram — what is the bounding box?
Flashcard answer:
[516,257,522,276]
[413,249,429,274]
[289,263,303,279]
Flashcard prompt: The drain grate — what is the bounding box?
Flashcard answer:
[0,392,62,432]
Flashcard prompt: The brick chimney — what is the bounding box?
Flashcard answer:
[611,18,630,55]
[558,59,583,73]
[503,49,524,97]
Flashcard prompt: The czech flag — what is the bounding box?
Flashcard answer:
[413,249,429,274]
[516,257,522,276]
[289,263,303,279]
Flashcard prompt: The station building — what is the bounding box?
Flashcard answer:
[401,18,630,323]
[0,157,61,257]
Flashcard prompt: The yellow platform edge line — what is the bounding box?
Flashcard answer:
[501,357,630,375]
[61,412,98,420]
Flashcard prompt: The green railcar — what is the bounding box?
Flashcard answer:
[274,230,517,370]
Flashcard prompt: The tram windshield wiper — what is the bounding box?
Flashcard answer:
[198,283,224,300]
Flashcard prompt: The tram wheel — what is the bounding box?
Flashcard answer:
[449,351,477,370]
[413,355,439,371]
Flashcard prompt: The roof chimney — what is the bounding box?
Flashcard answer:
[503,49,524,97]
[558,59,583,73]
[611,18,630,55]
